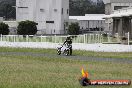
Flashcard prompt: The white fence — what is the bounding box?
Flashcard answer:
[0,33,130,44]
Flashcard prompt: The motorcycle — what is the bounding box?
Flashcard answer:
[57,43,72,56]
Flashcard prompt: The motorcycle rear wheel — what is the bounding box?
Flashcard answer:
[64,50,69,56]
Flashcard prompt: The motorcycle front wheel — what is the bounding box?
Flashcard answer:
[57,49,61,55]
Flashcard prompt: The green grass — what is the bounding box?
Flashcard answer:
[74,50,132,59]
[0,54,132,88]
[0,47,132,88]
[0,47,56,54]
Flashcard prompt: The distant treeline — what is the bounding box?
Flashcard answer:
[0,0,16,20]
[0,0,105,20]
[69,0,105,16]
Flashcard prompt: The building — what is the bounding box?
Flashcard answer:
[103,0,132,38]
[104,7,132,38]
[103,0,132,15]
[0,17,3,22]
[103,0,132,34]
[16,0,69,35]
[69,14,105,33]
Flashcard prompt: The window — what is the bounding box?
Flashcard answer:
[62,8,63,15]
[54,9,57,12]
[18,7,28,14]
[46,21,54,23]
[114,6,129,10]
[67,9,69,14]
[40,9,44,12]
[18,7,28,8]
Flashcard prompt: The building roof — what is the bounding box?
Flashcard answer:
[103,7,132,18]
[103,0,132,4]
[104,12,132,18]
[69,14,105,21]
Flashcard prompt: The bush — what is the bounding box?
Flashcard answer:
[17,20,38,35]
[121,36,127,40]
[68,23,80,35]
[102,33,107,37]
[0,22,9,35]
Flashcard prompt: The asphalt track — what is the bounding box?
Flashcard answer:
[0,52,132,63]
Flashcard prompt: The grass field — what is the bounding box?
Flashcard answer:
[0,47,132,88]
[0,47,132,59]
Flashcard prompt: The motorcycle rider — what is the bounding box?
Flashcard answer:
[63,36,72,55]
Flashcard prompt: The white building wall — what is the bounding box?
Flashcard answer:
[0,17,3,22]
[61,0,69,34]
[16,0,69,35]
[78,20,105,30]
[69,15,105,32]
[111,3,132,13]
[103,0,132,14]
[16,0,35,21]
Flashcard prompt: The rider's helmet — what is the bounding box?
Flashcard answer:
[66,36,71,40]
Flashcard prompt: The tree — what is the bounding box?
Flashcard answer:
[17,20,38,35]
[0,0,16,20]
[69,0,105,16]
[68,23,80,35]
[96,0,105,14]
[0,22,9,35]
